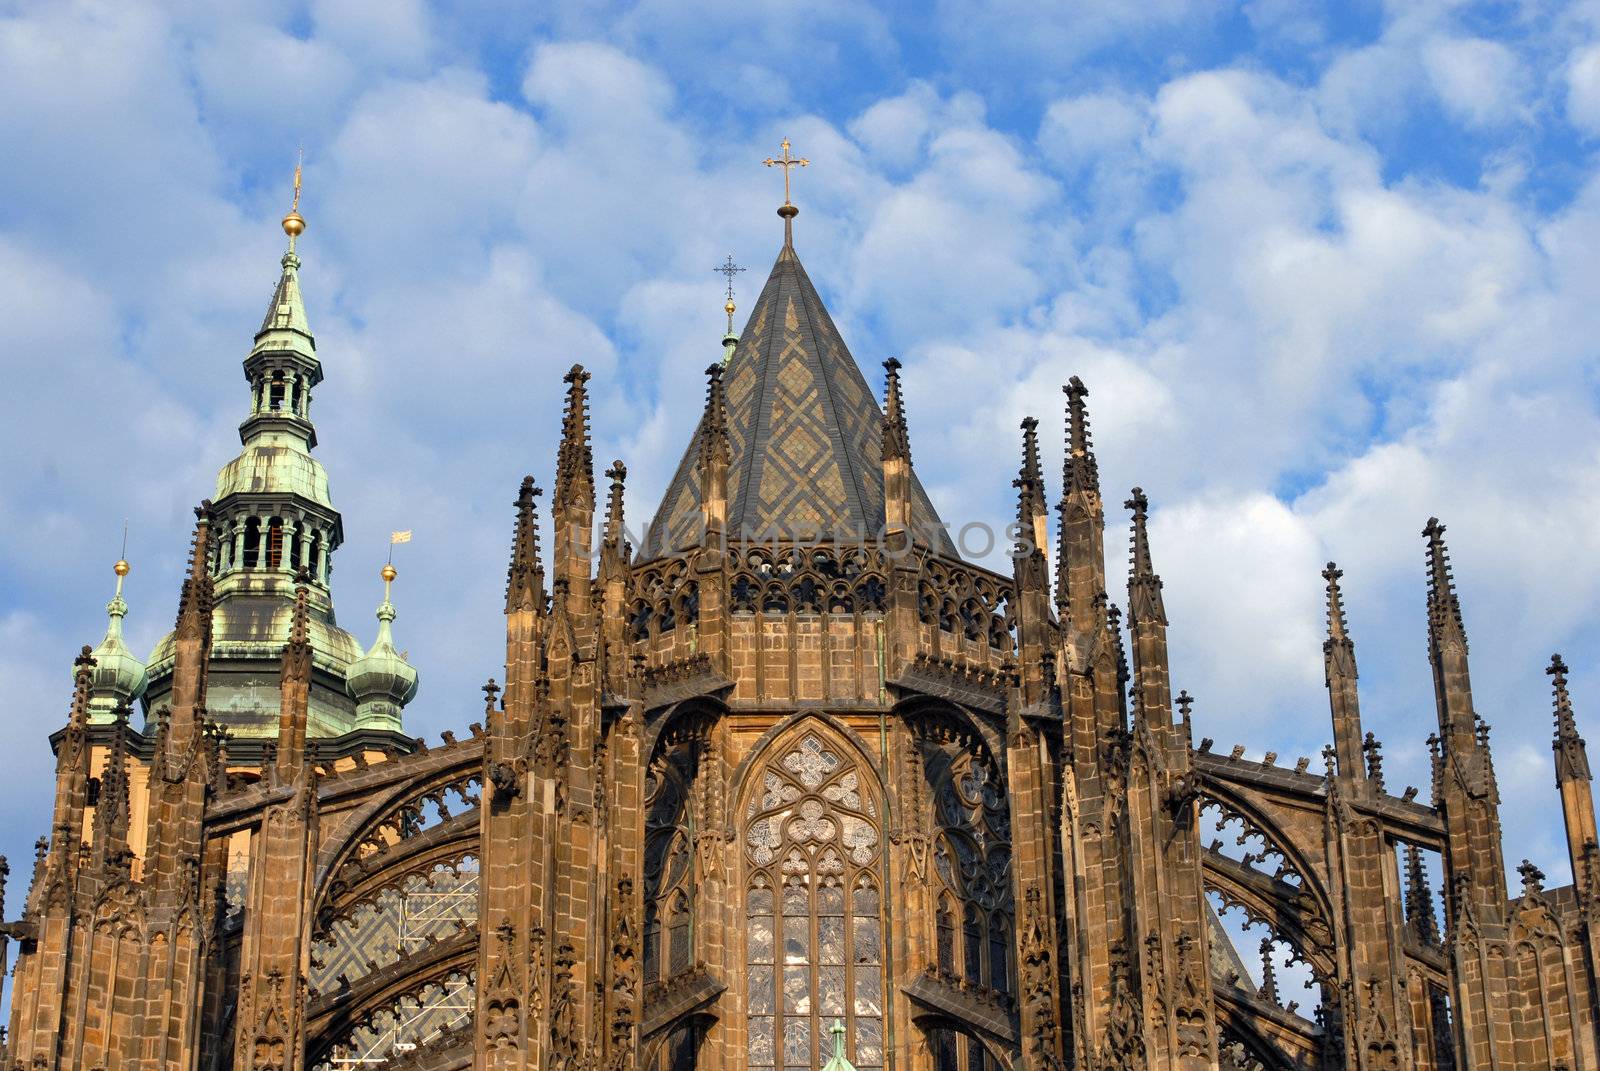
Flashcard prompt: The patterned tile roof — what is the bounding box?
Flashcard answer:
[642,240,956,559]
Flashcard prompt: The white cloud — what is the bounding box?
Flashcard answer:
[1568,43,1600,135]
[1423,36,1528,129]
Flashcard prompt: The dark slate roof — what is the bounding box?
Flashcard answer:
[641,239,957,560]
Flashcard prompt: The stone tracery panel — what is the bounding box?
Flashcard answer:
[645,727,702,985]
[918,717,1013,997]
[742,728,886,1071]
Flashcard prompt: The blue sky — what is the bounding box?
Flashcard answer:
[3,0,1600,1000]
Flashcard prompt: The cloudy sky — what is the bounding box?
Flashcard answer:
[2,0,1599,972]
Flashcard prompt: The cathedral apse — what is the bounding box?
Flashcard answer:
[4,145,1599,1071]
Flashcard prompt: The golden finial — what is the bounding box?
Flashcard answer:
[381,562,398,583]
[764,137,808,210]
[113,521,130,592]
[281,148,306,241]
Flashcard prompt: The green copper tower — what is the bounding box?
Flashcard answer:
[142,165,415,748]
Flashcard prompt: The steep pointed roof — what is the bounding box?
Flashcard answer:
[643,241,955,558]
[256,249,314,345]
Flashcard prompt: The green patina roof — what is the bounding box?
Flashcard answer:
[256,249,313,345]
[214,440,335,509]
[346,587,420,730]
[82,569,148,723]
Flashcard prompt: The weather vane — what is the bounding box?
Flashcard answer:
[714,254,745,335]
[764,137,808,208]
[282,147,307,247]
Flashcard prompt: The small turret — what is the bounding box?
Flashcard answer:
[84,557,148,722]
[1550,653,1598,896]
[696,365,730,541]
[347,563,419,732]
[881,357,913,545]
[1322,562,1365,785]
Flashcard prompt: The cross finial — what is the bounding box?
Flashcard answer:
[764,137,808,207]
[714,253,746,335]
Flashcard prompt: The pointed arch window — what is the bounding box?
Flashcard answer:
[744,731,885,1071]
[919,720,1014,999]
[644,735,697,987]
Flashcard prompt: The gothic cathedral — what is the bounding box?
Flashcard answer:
[3,165,1598,1071]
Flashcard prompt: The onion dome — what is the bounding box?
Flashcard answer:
[83,558,148,722]
[346,563,418,730]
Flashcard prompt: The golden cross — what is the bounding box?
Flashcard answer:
[764,137,808,207]
[291,147,303,212]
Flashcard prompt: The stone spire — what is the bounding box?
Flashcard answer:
[275,569,314,780]
[1422,517,1509,929]
[1550,653,1599,896]
[89,702,133,869]
[165,503,216,757]
[1056,376,1109,669]
[44,647,96,884]
[85,556,148,723]
[1063,375,1100,496]
[555,365,595,513]
[882,357,911,464]
[1404,845,1439,945]
[552,365,595,621]
[1424,517,1476,746]
[1322,562,1365,784]
[1257,939,1280,1006]
[347,564,420,731]
[1015,416,1048,558]
[1125,488,1173,732]
[696,364,731,543]
[503,475,546,728]
[882,358,913,543]
[1551,653,1591,783]
[602,461,631,573]
[1125,488,1166,627]
[506,476,546,615]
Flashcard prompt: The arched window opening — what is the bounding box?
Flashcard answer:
[644,733,698,989]
[266,517,285,570]
[919,718,1013,1006]
[269,371,286,411]
[242,517,262,569]
[987,912,1010,994]
[962,905,983,985]
[936,894,956,976]
[744,730,885,1071]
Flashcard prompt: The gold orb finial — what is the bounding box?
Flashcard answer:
[381,563,398,583]
[282,149,306,238]
[724,298,736,316]
[114,558,130,577]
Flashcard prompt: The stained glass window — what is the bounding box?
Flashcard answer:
[745,731,885,1071]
